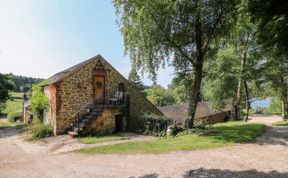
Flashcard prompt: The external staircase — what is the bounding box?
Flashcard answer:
[68,103,104,137]
[68,90,126,137]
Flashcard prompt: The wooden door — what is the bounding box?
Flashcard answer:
[94,75,105,102]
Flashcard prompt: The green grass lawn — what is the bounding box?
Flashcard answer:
[1,92,23,121]
[0,119,24,129]
[3,100,22,114]
[10,92,24,98]
[272,121,288,126]
[2,92,23,115]
[77,121,265,154]
[0,119,11,129]
[79,135,128,144]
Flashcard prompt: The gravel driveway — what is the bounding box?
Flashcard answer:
[0,115,287,178]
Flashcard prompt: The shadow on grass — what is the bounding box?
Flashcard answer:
[183,168,288,178]
[198,123,266,144]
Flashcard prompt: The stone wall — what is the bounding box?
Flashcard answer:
[102,59,162,130]
[49,56,162,135]
[84,107,122,135]
[56,60,96,134]
[44,84,59,135]
[103,60,162,113]
[23,104,32,124]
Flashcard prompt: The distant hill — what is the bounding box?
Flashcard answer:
[3,73,44,92]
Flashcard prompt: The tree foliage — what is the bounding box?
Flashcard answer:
[203,48,238,106]
[29,82,49,120]
[114,0,238,128]
[249,0,288,53]
[8,74,43,92]
[145,85,175,107]
[0,74,15,113]
[168,75,191,104]
[128,70,146,92]
[0,74,14,102]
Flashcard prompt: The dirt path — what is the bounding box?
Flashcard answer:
[1,115,288,178]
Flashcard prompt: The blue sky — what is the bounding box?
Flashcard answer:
[0,0,174,87]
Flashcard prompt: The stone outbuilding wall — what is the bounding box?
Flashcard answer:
[43,55,162,135]
[83,107,122,135]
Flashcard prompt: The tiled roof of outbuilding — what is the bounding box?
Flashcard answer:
[158,101,232,123]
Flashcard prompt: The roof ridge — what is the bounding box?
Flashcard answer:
[46,54,102,85]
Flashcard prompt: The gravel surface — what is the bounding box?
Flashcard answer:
[0,115,287,178]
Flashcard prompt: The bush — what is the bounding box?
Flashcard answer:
[169,125,185,136]
[27,119,52,140]
[29,82,49,121]
[137,113,173,136]
[7,111,22,122]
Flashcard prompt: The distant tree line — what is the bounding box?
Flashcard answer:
[2,73,44,92]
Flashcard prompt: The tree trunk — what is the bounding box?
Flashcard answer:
[187,65,204,128]
[232,52,246,120]
[187,0,204,129]
[281,99,288,120]
[243,80,250,122]
[280,76,288,121]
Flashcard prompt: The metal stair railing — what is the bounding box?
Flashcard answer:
[69,89,127,133]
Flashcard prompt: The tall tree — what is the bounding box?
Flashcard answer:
[229,1,260,121]
[262,52,288,120]
[114,0,238,128]
[0,74,14,113]
[249,0,288,121]
[128,70,146,92]
[203,0,262,121]
[249,0,288,53]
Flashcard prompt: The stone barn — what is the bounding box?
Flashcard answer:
[43,54,162,136]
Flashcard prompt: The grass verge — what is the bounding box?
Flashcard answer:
[9,92,24,98]
[272,121,288,126]
[3,100,22,114]
[0,119,25,129]
[77,121,265,154]
[79,135,128,144]
[0,120,10,129]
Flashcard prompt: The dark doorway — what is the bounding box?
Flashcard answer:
[115,115,123,132]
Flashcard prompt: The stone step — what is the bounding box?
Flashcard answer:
[89,111,100,115]
[68,131,78,138]
[83,115,93,120]
[74,127,83,132]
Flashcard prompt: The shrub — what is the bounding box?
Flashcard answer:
[29,82,49,121]
[7,111,22,122]
[27,119,52,140]
[169,125,185,135]
[137,113,173,136]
